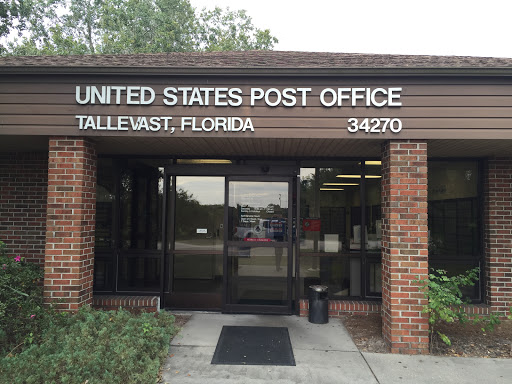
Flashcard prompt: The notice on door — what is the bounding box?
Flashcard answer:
[196,228,208,234]
[303,218,321,232]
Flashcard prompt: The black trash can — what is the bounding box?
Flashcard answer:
[308,285,328,324]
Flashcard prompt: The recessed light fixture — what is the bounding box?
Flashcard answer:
[323,183,358,186]
[358,161,382,165]
[336,175,381,179]
[320,188,344,191]
[177,159,232,164]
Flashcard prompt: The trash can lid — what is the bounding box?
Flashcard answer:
[309,285,328,292]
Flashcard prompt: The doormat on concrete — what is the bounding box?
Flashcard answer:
[211,326,295,366]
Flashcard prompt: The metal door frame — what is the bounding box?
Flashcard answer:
[162,164,298,312]
[223,175,294,315]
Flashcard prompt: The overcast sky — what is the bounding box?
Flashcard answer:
[190,0,512,58]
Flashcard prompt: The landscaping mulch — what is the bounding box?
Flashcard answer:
[341,314,388,354]
[172,314,191,331]
[341,314,512,358]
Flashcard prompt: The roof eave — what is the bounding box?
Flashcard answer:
[1,66,512,76]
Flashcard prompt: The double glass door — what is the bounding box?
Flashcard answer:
[164,172,294,314]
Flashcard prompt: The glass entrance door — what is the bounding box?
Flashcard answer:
[225,178,293,314]
[164,176,225,310]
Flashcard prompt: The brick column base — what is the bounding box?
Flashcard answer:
[44,137,96,311]
[381,140,429,354]
[92,295,160,314]
[299,299,382,317]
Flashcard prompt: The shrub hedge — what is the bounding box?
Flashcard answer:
[0,241,49,355]
[1,307,176,384]
[0,241,178,384]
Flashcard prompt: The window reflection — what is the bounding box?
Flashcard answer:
[170,177,225,300]
[229,246,288,306]
[428,161,481,300]
[228,182,289,243]
[174,177,225,251]
[95,159,115,248]
[299,163,362,298]
[117,159,165,292]
[119,162,164,250]
[365,164,382,254]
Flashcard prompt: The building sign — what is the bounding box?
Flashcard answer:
[75,85,403,134]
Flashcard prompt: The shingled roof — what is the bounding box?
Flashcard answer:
[1,51,512,74]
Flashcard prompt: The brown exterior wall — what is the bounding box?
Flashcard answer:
[1,75,512,140]
[0,152,48,265]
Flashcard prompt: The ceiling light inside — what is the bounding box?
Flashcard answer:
[323,183,358,186]
[336,175,381,178]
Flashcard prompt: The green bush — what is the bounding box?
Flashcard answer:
[414,267,501,352]
[0,241,50,355]
[1,306,177,384]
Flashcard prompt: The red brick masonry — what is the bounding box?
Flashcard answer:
[93,295,160,313]
[299,299,381,317]
[381,140,429,354]
[299,300,487,318]
[44,138,96,311]
[485,158,512,317]
[0,153,48,266]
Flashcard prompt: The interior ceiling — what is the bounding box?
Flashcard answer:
[1,136,512,158]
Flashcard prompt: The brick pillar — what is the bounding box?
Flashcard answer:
[485,158,512,318]
[44,137,96,311]
[381,140,429,354]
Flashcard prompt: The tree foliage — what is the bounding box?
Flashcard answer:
[2,0,278,55]
[0,0,34,53]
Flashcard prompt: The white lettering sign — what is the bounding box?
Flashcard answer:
[74,85,404,134]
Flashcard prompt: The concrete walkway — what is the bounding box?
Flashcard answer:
[161,313,512,384]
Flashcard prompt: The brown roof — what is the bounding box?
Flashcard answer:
[1,51,512,74]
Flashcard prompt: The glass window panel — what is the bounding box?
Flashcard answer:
[428,161,480,258]
[428,160,481,300]
[228,181,289,243]
[229,246,288,305]
[365,163,382,296]
[365,163,382,254]
[173,253,223,294]
[117,255,160,291]
[299,163,362,298]
[429,261,481,301]
[93,257,113,291]
[174,177,225,251]
[368,261,382,294]
[119,161,164,250]
[300,164,361,253]
[95,159,115,248]
[299,254,360,298]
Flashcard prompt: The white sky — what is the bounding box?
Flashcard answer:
[190,0,512,58]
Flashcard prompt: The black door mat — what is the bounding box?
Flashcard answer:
[211,326,296,366]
